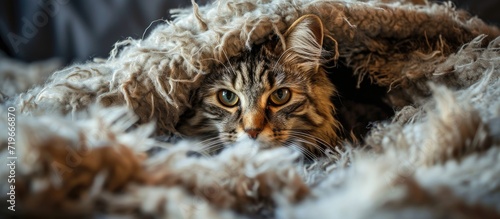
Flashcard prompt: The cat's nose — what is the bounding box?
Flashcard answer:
[245,129,262,139]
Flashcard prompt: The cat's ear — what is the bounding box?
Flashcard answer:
[282,14,324,73]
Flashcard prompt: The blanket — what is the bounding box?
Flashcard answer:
[1,0,499,218]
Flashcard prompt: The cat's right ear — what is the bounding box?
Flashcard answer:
[280,14,325,73]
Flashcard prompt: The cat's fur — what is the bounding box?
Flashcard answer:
[177,15,341,155]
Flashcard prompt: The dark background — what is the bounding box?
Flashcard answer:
[0,0,499,65]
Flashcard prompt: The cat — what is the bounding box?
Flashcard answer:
[176,15,341,157]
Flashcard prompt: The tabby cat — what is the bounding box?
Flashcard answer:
[177,15,341,156]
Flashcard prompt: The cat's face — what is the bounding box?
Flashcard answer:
[177,15,340,153]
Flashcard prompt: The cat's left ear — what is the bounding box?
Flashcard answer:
[282,14,325,73]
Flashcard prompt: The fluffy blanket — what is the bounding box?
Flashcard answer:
[1,0,500,218]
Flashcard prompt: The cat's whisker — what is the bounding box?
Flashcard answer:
[284,138,317,155]
[284,140,318,161]
[294,147,318,161]
[186,133,231,154]
[195,140,227,155]
[202,144,230,155]
[224,60,238,77]
[287,136,329,158]
[198,136,227,147]
[288,130,335,149]
[190,134,226,147]
[286,132,332,156]
[286,138,322,160]
[216,41,238,77]
[198,143,224,153]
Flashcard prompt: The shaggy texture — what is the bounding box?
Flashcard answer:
[0,54,61,103]
[1,0,500,218]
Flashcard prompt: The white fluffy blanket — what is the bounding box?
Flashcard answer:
[1,0,500,218]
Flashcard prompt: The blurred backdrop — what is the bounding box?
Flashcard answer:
[0,0,499,65]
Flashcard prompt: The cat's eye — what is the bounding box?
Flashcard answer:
[217,89,239,107]
[269,88,291,106]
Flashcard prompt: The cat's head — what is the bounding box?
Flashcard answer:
[177,15,341,154]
